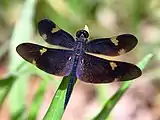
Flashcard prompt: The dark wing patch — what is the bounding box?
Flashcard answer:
[86,34,138,56]
[76,53,142,83]
[38,19,75,48]
[16,43,74,76]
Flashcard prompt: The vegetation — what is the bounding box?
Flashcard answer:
[0,0,159,120]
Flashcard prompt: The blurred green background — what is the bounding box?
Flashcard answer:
[0,0,160,120]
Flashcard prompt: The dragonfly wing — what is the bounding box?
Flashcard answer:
[86,34,138,56]
[76,53,142,83]
[38,19,75,48]
[16,43,74,76]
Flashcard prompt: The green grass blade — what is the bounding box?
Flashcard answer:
[0,75,16,106]
[27,69,54,120]
[8,0,37,118]
[93,53,153,120]
[27,80,50,120]
[11,107,25,120]
[9,74,29,120]
[43,75,74,120]
[0,62,27,107]
[9,0,36,71]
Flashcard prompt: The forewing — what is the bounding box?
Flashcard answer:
[76,53,142,83]
[86,34,138,56]
[16,43,74,76]
[38,19,75,48]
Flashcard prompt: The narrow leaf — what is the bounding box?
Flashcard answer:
[27,68,53,120]
[43,75,73,120]
[0,62,27,107]
[0,75,15,106]
[8,0,37,118]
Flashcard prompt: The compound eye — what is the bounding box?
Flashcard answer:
[76,30,89,38]
[76,31,81,38]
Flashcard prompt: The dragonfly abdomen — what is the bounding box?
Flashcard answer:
[64,55,79,108]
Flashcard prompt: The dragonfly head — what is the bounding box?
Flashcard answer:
[76,30,89,39]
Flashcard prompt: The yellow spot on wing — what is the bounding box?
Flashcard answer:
[32,60,36,65]
[51,26,59,33]
[118,49,125,55]
[40,48,47,55]
[110,36,119,46]
[42,34,47,40]
[110,62,118,70]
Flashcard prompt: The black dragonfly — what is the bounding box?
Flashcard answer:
[16,19,142,108]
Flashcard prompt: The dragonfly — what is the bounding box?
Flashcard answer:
[16,19,142,108]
